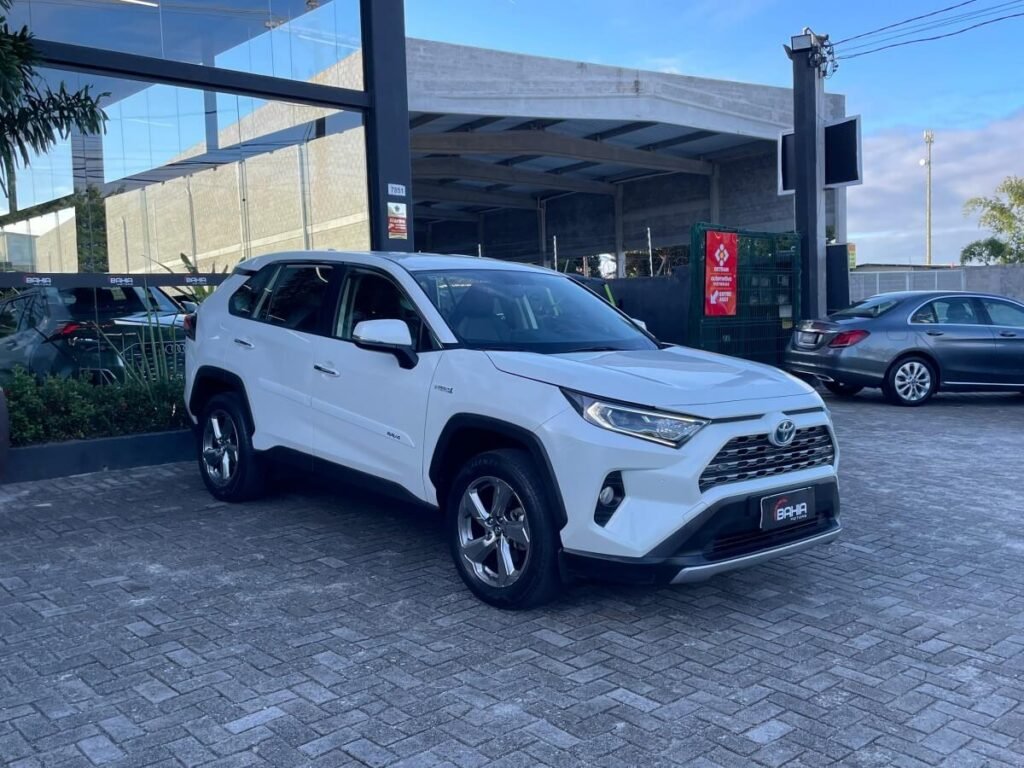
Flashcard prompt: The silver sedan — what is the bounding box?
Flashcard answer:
[784,291,1024,406]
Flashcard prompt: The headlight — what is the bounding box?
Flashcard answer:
[563,390,707,448]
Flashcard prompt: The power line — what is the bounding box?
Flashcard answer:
[836,10,1024,58]
[836,0,1024,53]
[832,0,981,45]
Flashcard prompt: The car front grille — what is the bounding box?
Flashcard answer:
[699,426,835,492]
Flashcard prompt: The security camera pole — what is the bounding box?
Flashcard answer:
[786,30,829,319]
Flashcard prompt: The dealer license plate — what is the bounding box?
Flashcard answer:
[760,487,815,530]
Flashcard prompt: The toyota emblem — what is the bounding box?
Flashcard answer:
[770,419,796,447]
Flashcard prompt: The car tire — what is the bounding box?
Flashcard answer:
[883,356,937,407]
[197,392,266,502]
[823,381,863,397]
[447,449,563,609]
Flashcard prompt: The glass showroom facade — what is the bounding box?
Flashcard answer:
[0,0,411,275]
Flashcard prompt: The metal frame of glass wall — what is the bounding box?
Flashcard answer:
[7,0,412,267]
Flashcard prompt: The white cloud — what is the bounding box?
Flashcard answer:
[848,110,1023,265]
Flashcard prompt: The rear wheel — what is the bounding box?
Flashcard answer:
[884,356,937,406]
[198,393,266,501]
[447,449,562,609]
[823,381,863,397]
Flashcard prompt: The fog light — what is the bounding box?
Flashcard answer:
[594,472,625,527]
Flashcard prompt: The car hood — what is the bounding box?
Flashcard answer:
[486,347,815,409]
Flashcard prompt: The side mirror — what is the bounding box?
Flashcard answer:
[632,317,648,331]
[352,319,418,369]
[181,300,199,314]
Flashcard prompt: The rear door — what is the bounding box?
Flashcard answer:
[977,297,1024,385]
[215,261,337,453]
[909,296,997,384]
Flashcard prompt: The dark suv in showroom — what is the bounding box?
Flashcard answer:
[0,285,186,384]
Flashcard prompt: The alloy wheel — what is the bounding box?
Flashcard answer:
[457,476,531,588]
[894,361,932,403]
[202,409,240,486]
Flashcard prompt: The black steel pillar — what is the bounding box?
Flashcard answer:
[789,33,827,319]
[361,0,414,251]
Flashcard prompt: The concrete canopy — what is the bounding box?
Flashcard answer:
[405,39,846,269]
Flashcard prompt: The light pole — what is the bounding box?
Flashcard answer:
[919,130,934,265]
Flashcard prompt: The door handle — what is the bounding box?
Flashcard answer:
[233,338,254,349]
[999,331,1018,338]
[313,363,339,377]
[926,331,944,336]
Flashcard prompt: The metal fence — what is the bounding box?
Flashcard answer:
[688,223,800,366]
[849,269,966,302]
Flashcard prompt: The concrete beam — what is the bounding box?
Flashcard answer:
[413,157,616,195]
[414,181,537,209]
[412,131,712,176]
[414,205,480,223]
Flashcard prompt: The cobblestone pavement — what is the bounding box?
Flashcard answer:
[1,392,1023,767]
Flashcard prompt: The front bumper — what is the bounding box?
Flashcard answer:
[562,479,841,585]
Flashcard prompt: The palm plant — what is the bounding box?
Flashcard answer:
[1,0,107,211]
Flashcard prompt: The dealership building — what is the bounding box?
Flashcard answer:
[0,1,846,279]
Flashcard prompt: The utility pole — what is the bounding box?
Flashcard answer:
[921,130,934,265]
[786,29,829,319]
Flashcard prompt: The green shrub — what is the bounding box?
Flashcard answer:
[5,367,190,447]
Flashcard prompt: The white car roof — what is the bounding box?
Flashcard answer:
[236,250,554,275]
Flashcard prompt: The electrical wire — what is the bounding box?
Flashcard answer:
[835,0,1024,53]
[832,0,981,45]
[836,10,1024,59]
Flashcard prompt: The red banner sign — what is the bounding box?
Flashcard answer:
[704,230,738,316]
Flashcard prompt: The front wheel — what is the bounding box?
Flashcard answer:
[447,449,563,609]
[823,381,863,397]
[884,356,937,406]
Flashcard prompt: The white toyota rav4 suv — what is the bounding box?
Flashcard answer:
[184,250,840,608]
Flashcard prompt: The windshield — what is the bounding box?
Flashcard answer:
[414,269,656,353]
[830,296,901,319]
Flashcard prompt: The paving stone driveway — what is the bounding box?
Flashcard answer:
[1,392,1023,767]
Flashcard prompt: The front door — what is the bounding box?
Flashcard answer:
[0,296,38,382]
[311,268,441,497]
[910,296,997,384]
[978,297,1024,385]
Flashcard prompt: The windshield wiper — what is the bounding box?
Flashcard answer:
[566,346,623,353]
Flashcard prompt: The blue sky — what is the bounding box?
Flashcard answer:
[406,0,1024,264]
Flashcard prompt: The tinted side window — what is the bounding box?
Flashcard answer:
[335,271,435,352]
[258,264,334,333]
[982,299,1024,328]
[229,266,279,319]
[913,298,980,325]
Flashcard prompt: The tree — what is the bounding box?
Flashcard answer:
[961,176,1024,265]
[0,0,106,212]
[959,237,1009,266]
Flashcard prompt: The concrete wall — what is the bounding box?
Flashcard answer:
[964,265,1024,301]
[851,265,1024,302]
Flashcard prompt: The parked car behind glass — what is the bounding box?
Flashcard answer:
[0,286,186,384]
[785,291,1024,405]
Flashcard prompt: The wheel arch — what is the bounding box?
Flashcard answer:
[886,348,942,387]
[429,414,568,530]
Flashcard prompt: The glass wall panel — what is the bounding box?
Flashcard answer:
[0,68,369,274]
[10,0,364,90]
